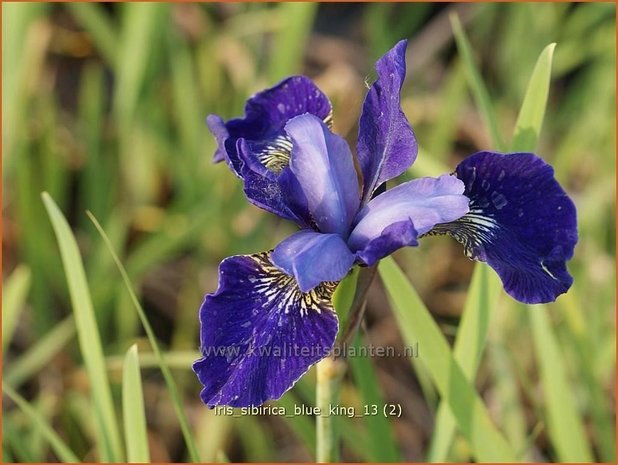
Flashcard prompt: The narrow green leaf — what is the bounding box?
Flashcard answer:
[3,436,15,462]
[349,335,401,462]
[167,29,203,194]
[557,291,616,461]
[451,13,505,151]
[122,344,150,463]
[426,59,468,159]
[338,416,372,462]
[333,268,359,338]
[2,2,49,171]
[408,146,451,179]
[512,43,556,152]
[315,357,344,462]
[268,3,317,80]
[77,61,111,226]
[427,264,501,461]
[194,409,233,463]
[489,342,529,460]
[277,392,316,454]
[237,416,274,462]
[529,306,594,462]
[3,384,80,462]
[2,264,31,350]
[113,3,168,127]
[4,417,38,462]
[87,211,201,462]
[379,257,516,462]
[41,192,123,462]
[24,391,55,461]
[5,317,75,389]
[66,3,118,67]
[106,350,200,371]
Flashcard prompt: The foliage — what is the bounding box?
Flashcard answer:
[3,3,615,462]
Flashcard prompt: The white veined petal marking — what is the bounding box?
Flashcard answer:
[322,109,334,129]
[422,210,499,260]
[250,252,337,317]
[257,136,294,173]
[540,261,559,281]
[427,209,564,283]
[256,112,334,174]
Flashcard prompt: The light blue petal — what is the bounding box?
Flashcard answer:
[348,174,469,251]
[284,114,360,236]
[271,230,355,292]
[357,39,418,202]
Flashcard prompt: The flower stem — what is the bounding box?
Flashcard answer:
[336,264,379,352]
[315,264,379,462]
[316,356,346,462]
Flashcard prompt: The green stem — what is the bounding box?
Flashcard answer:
[316,265,377,462]
[335,264,378,352]
[316,356,346,462]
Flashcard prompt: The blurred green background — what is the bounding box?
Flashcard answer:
[2,2,615,462]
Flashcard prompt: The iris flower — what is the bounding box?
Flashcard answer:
[194,40,577,407]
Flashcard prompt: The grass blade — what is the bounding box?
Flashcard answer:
[512,43,556,152]
[427,264,501,461]
[194,409,233,463]
[113,3,167,126]
[87,211,201,462]
[408,146,451,179]
[332,268,359,333]
[489,341,529,460]
[451,13,506,151]
[379,257,516,462]
[3,384,80,462]
[66,3,118,67]
[557,291,616,461]
[2,264,31,350]
[5,317,75,389]
[268,3,317,80]
[106,350,200,371]
[2,2,49,171]
[277,392,316,454]
[349,335,401,462]
[122,344,150,462]
[529,306,594,461]
[41,192,123,462]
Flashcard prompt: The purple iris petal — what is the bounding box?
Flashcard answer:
[237,139,312,228]
[206,115,232,165]
[207,76,333,176]
[348,174,469,254]
[432,151,577,304]
[357,39,418,203]
[193,252,338,408]
[283,114,361,235]
[354,219,418,266]
[272,230,355,292]
[239,164,309,227]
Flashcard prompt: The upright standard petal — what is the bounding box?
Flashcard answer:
[284,114,360,236]
[207,114,232,165]
[429,151,578,304]
[207,76,333,176]
[357,39,418,203]
[193,252,338,408]
[237,139,312,228]
[348,174,469,262]
[271,230,355,292]
[353,219,418,266]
